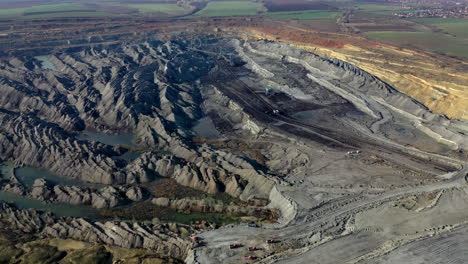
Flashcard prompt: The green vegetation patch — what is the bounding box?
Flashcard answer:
[0,8,27,17]
[366,31,468,58]
[351,3,406,11]
[0,3,93,17]
[21,244,66,264]
[112,3,188,15]
[338,3,411,17]
[0,244,22,263]
[195,1,263,17]
[22,3,91,14]
[62,246,112,264]
[0,3,111,18]
[410,18,466,24]
[99,200,241,225]
[23,11,112,19]
[411,18,468,39]
[368,10,411,15]
[266,10,340,20]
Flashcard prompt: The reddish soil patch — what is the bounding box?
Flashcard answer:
[301,19,341,32]
[248,24,347,48]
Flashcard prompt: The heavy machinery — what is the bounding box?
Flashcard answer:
[248,246,258,251]
[229,243,241,249]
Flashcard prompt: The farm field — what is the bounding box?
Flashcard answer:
[367,10,410,15]
[24,11,112,19]
[0,2,190,19]
[0,3,92,17]
[344,3,468,59]
[366,31,468,58]
[339,2,417,18]
[301,19,341,32]
[265,10,341,20]
[411,18,468,39]
[351,3,406,11]
[109,3,188,15]
[194,1,262,17]
[0,3,114,18]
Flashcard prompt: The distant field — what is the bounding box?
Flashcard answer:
[24,11,111,19]
[0,3,108,18]
[266,10,341,20]
[110,3,188,15]
[301,19,340,32]
[264,0,335,12]
[194,1,262,17]
[366,31,468,58]
[340,2,412,18]
[347,3,468,59]
[351,3,405,11]
[0,2,189,18]
[0,3,92,17]
[368,10,410,15]
[411,18,468,39]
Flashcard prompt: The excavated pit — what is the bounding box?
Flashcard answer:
[0,34,467,263]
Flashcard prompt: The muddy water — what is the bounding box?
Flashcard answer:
[193,117,221,139]
[0,164,98,218]
[34,55,57,71]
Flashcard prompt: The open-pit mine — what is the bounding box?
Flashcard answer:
[0,15,467,264]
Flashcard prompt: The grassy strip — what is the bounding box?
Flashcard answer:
[350,3,406,11]
[24,12,113,19]
[265,10,340,20]
[366,31,468,58]
[411,18,468,38]
[99,200,241,225]
[109,3,188,15]
[0,3,92,18]
[195,1,262,17]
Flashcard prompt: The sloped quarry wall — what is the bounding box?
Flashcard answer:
[268,185,297,228]
[238,39,468,151]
